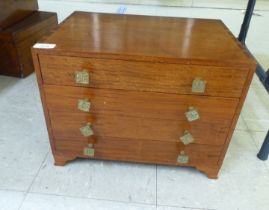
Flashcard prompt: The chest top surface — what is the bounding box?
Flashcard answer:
[38,11,255,66]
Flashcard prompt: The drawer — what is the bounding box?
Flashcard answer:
[39,55,248,98]
[44,85,238,122]
[49,112,231,146]
[54,137,222,166]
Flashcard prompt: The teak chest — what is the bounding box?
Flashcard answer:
[32,12,256,178]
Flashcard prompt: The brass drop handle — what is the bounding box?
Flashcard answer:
[75,70,90,85]
[84,143,95,157]
[192,78,207,93]
[180,130,194,145]
[78,99,91,112]
[185,107,200,122]
[177,151,189,164]
[80,123,94,137]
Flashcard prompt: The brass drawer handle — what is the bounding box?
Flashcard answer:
[185,107,200,122]
[75,70,90,85]
[80,123,94,137]
[78,99,91,112]
[192,78,207,93]
[177,151,189,164]
[180,130,194,145]
[84,143,95,157]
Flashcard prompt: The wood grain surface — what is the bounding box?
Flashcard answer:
[39,55,248,98]
[49,111,231,146]
[0,12,58,77]
[37,12,255,67]
[54,137,222,166]
[44,85,238,122]
[0,0,38,30]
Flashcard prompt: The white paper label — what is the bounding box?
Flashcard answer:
[33,43,56,49]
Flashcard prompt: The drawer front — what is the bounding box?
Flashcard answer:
[54,137,222,166]
[49,112,230,146]
[39,55,248,98]
[44,85,238,122]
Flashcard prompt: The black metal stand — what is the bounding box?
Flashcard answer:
[238,0,256,44]
[239,0,269,92]
[256,64,269,91]
[257,131,269,160]
[238,0,269,161]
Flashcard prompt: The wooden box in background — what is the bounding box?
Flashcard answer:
[0,0,38,30]
[0,11,58,77]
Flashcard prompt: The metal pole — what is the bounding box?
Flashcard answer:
[265,73,269,91]
[237,0,269,160]
[238,0,256,44]
[257,131,269,160]
[256,64,269,91]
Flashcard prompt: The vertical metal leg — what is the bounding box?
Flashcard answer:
[237,0,269,160]
[264,71,269,91]
[257,131,269,161]
[238,0,269,92]
[256,64,269,92]
[238,0,256,45]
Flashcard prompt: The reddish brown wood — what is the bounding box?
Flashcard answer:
[217,63,257,167]
[44,85,238,122]
[45,86,238,146]
[54,153,77,166]
[32,12,257,179]
[54,137,222,166]
[0,0,38,30]
[39,55,248,98]
[37,12,255,67]
[0,11,58,77]
[32,50,58,163]
[49,111,231,145]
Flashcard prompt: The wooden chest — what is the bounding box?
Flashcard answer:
[0,0,38,30]
[32,12,256,179]
[0,11,58,77]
